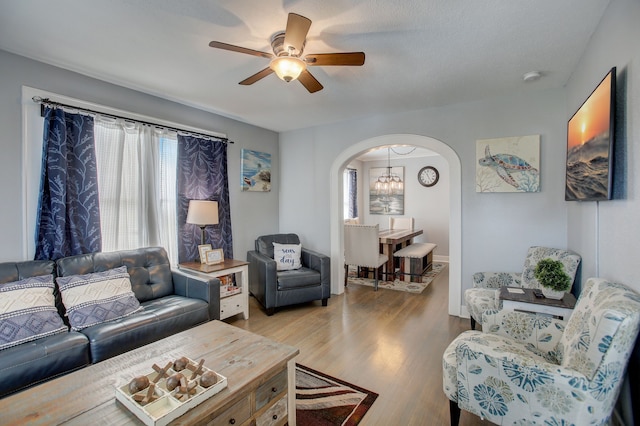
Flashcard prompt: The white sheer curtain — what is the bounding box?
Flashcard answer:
[94,117,179,265]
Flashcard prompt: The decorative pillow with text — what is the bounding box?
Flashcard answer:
[273,243,302,271]
[56,266,143,331]
[0,275,67,350]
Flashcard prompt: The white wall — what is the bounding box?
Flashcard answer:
[565,0,640,293]
[563,3,640,421]
[280,88,569,311]
[0,50,279,263]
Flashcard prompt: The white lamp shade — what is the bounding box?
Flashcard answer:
[186,200,219,225]
[270,56,307,82]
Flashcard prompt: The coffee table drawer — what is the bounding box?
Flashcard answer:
[211,394,251,425]
[255,369,287,411]
[256,395,287,426]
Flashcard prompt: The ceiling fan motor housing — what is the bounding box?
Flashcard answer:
[209,13,362,93]
[271,31,304,57]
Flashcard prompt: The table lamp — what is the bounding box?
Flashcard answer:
[186,200,219,246]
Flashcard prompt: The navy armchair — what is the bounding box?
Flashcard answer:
[247,234,330,315]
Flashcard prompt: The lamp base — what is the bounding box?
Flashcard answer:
[199,226,206,246]
[199,226,206,263]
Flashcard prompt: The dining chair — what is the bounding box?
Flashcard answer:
[344,224,388,291]
[389,216,414,230]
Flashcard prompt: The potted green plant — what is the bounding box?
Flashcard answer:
[534,258,571,299]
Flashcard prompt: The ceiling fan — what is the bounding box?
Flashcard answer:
[209,13,365,93]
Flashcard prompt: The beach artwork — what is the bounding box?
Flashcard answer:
[241,149,271,192]
[476,135,540,193]
[565,70,614,201]
[369,167,404,215]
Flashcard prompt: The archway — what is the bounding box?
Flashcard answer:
[330,134,462,316]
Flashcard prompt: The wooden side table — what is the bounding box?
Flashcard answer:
[179,259,249,320]
[499,287,576,320]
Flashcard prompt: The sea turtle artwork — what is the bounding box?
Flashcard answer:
[478,144,538,190]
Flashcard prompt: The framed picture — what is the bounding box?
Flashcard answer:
[205,248,224,265]
[476,135,540,193]
[369,166,404,215]
[241,149,271,192]
[198,244,212,264]
[565,67,616,201]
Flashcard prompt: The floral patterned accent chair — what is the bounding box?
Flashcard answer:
[464,246,581,330]
[443,278,640,426]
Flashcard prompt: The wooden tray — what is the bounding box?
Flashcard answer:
[115,357,227,426]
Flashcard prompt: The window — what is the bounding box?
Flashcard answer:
[343,168,358,220]
[23,88,229,263]
[94,118,179,264]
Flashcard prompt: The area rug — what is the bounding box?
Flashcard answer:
[347,262,446,293]
[296,364,378,426]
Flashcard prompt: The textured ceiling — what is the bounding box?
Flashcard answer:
[0,0,610,132]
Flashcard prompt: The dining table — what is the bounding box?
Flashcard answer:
[378,228,423,279]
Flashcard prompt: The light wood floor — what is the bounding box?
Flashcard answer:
[226,265,493,426]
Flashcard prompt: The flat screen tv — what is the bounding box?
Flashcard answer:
[565,67,616,201]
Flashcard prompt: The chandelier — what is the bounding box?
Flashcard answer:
[374,147,403,196]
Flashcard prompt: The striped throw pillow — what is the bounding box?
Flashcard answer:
[57,266,143,331]
[0,275,67,350]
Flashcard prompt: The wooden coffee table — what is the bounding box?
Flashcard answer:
[0,321,299,425]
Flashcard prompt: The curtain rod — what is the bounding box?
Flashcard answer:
[32,96,233,144]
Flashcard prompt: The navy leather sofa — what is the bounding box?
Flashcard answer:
[0,247,219,397]
[0,260,90,399]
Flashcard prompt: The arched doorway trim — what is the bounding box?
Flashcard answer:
[329,134,461,316]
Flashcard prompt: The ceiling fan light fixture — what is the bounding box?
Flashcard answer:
[270,56,306,82]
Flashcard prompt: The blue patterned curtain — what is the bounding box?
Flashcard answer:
[347,168,358,218]
[177,135,232,262]
[35,107,102,260]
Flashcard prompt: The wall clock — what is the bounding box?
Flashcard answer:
[418,166,439,187]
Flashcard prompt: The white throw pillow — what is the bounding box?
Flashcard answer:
[273,243,302,271]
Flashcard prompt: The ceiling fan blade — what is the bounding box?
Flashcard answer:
[306,52,365,66]
[209,41,273,59]
[297,69,323,93]
[239,67,274,85]
[283,13,312,54]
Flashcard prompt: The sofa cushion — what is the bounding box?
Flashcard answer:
[277,267,321,290]
[0,330,89,397]
[56,266,143,331]
[56,247,174,303]
[0,260,56,284]
[273,242,302,271]
[0,275,68,350]
[80,295,209,363]
[256,234,301,259]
